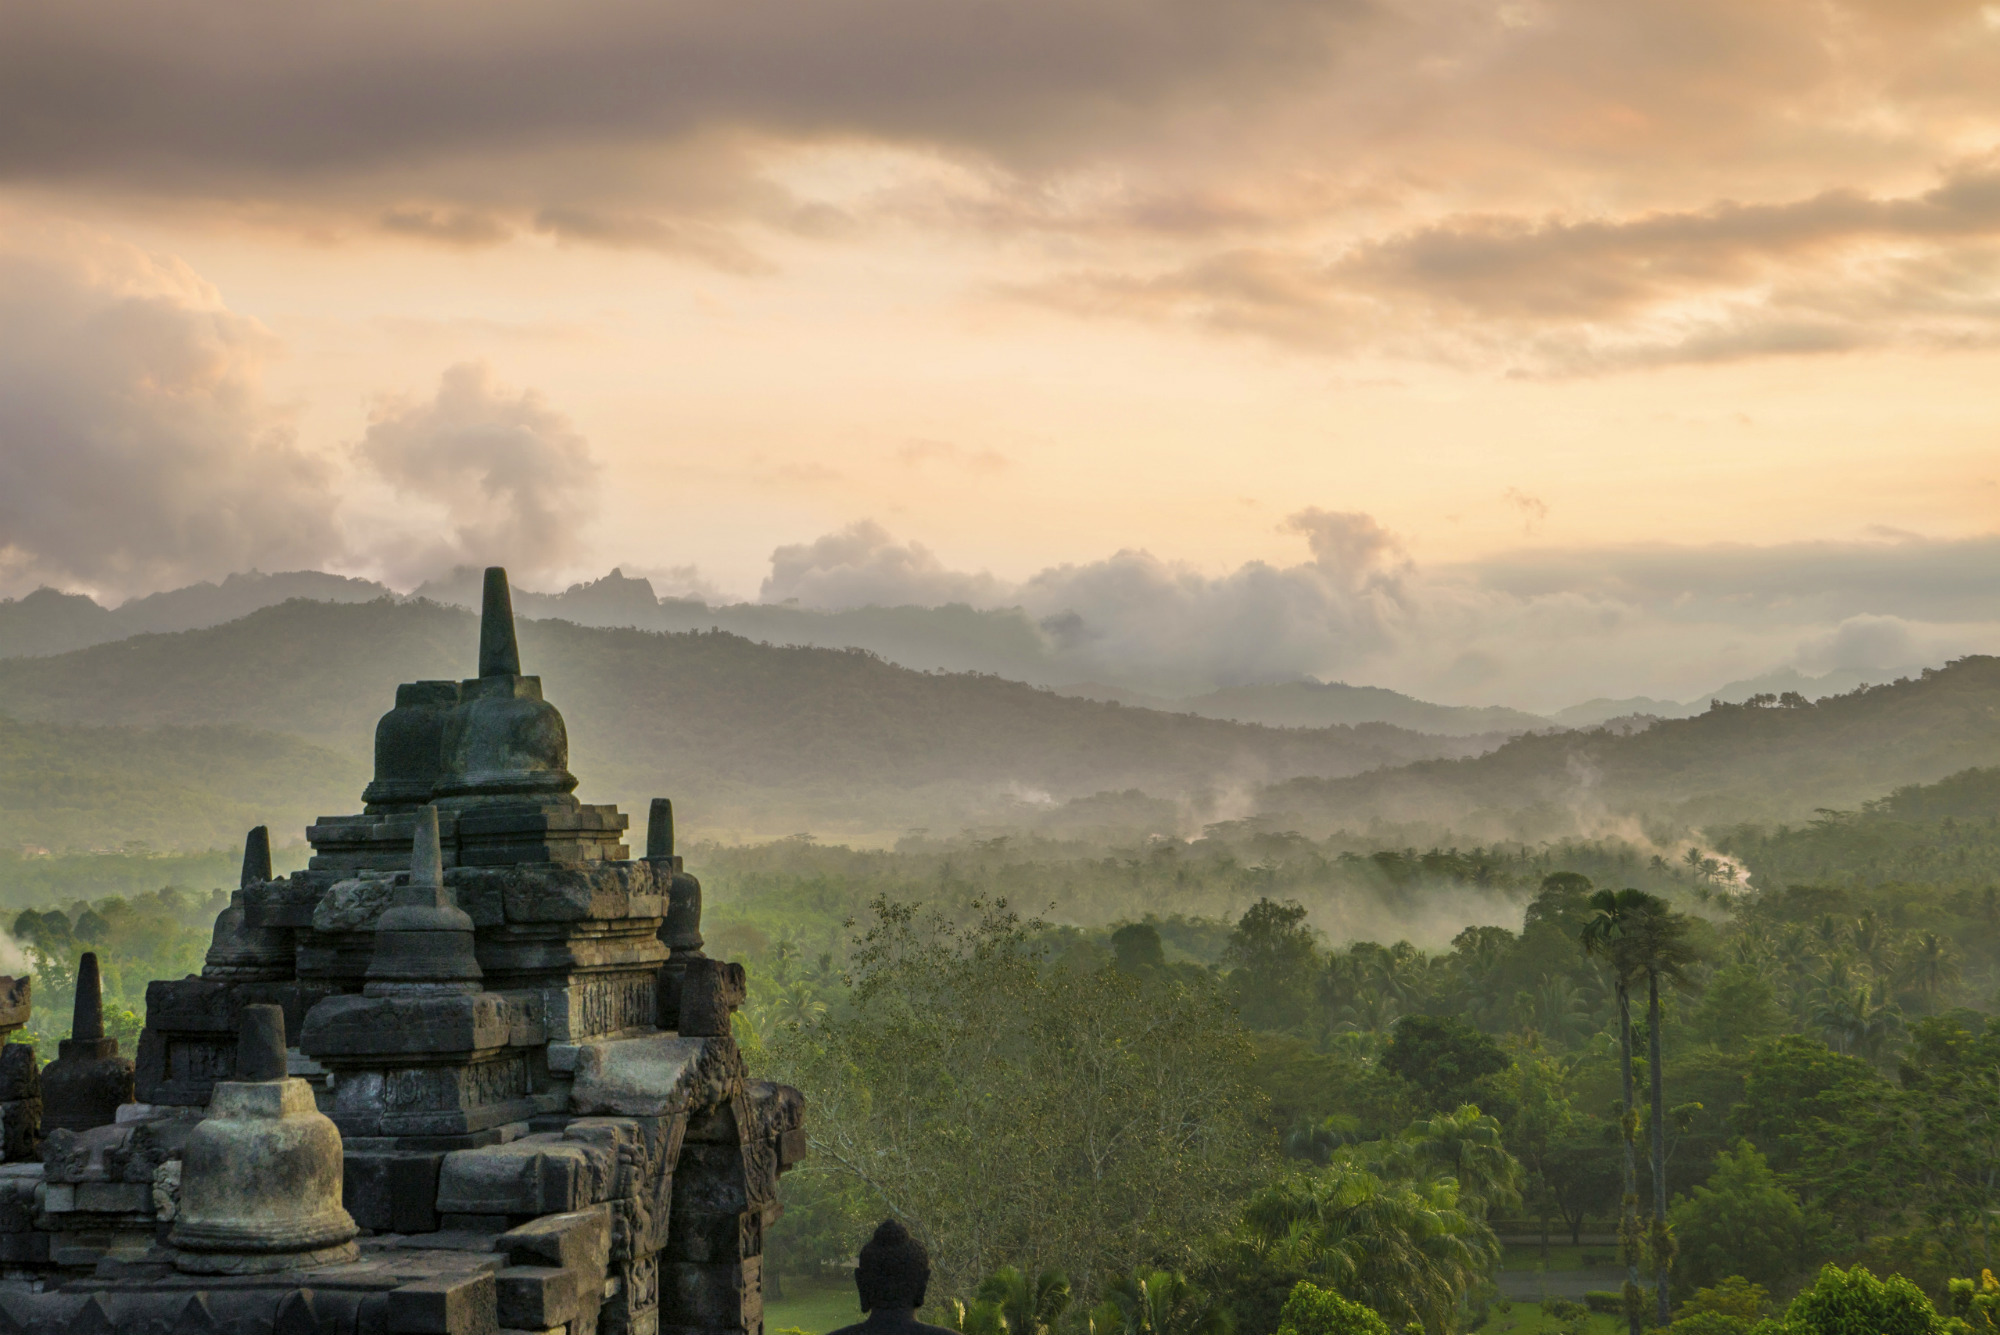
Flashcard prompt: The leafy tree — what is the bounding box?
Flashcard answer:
[1692,966,1786,1053]
[1274,1282,1390,1335]
[1225,900,1323,1032]
[1228,1159,1496,1335]
[1770,1265,1946,1335]
[1380,1015,1508,1114]
[771,897,1268,1299]
[1669,1143,1807,1292]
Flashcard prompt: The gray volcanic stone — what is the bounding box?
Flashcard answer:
[170,1007,358,1274]
[41,954,133,1135]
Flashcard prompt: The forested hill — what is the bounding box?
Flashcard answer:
[0,599,1499,846]
[1258,657,2000,836]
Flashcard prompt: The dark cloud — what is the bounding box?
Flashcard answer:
[0,239,340,597]
[0,0,1362,186]
[357,362,600,583]
[1024,164,2000,372]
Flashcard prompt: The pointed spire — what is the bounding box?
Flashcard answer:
[240,825,272,888]
[236,1003,288,1082]
[646,798,675,860]
[410,802,445,889]
[478,566,521,677]
[72,951,104,1041]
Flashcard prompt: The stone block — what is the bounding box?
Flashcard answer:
[41,1181,74,1213]
[75,1181,150,1213]
[390,1272,499,1335]
[438,1136,612,1217]
[496,1266,583,1329]
[0,1230,46,1263]
[675,962,744,1039]
[345,1151,445,1234]
[0,979,30,1038]
[603,1253,661,1335]
[570,1036,731,1119]
[459,863,661,927]
[0,1098,40,1164]
[538,975,660,1045]
[300,992,513,1059]
[660,1258,757,1330]
[321,1052,538,1139]
[498,1204,612,1275]
[671,1145,748,1214]
[0,1044,38,1103]
[665,1209,760,1264]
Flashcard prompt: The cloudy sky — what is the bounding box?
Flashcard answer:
[2,0,1998,708]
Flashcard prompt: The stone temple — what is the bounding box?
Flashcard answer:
[0,568,806,1334]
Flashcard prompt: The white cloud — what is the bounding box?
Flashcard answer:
[355,362,601,585]
[0,231,340,600]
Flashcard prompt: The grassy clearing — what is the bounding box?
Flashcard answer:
[767,1275,864,1335]
[1499,1245,1623,1274]
[1485,1305,1626,1335]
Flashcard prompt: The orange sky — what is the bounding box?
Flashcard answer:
[2,0,1999,706]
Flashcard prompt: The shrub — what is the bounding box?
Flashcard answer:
[1276,1282,1392,1335]
[1772,1265,1946,1335]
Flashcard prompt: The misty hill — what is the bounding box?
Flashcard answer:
[1259,657,2000,837]
[3,569,1552,736]
[1174,680,1547,736]
[0,599,1500,847]
[1551,663,1931,728]
[0,572,392,658]
[0,568,1066,680]
[0,714,361,853]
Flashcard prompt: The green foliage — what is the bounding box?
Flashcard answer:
[1224,1153,1499,1335]
[1669,1145,1808,1291]
[1770,1265,1946,1335]
[1097,1270,1233,1335]
[767,897,1268,1301]
[1381,1017,1509,1114]
[0,714,359,854]
[973,1266,1072,1335]
[1275,1282,1390,1335]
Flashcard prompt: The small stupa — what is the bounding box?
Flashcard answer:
[39,952,134,1134]
[171,1004,358,1274]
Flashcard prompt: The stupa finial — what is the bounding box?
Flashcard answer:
[478,566,520,677]
[240,825,272,887]
[72,951,104,1042]
[647,798,675,860]
[410,801,445,889]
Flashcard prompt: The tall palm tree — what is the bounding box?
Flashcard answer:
[1608,893,1702,1330]
[1584,879,1696,1327]
[1579,888,1649,1335]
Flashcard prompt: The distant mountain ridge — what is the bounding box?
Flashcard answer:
[0,598,1503,847]
[1259,656,2000,837]
[1059,679,1549,737]
[1551,663,1930,727]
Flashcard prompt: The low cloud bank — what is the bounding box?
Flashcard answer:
[747,516,2000,711]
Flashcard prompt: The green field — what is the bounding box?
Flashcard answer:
[766,1276,865,1335]
[1486,1305,1625,1335]
[1498,1245,1621,1274]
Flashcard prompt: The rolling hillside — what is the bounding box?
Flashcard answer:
[1257,658,2000,838]
[0,600,1499,846]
